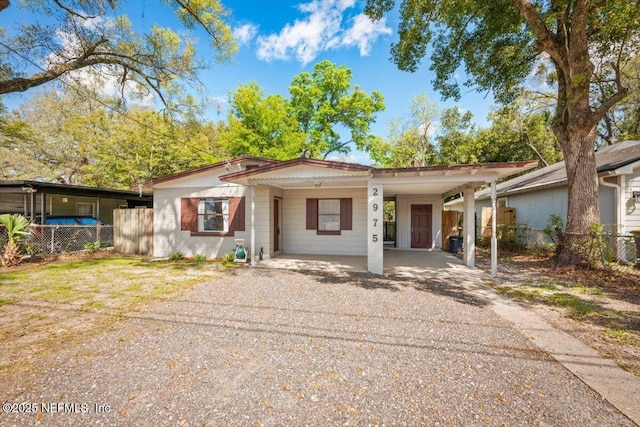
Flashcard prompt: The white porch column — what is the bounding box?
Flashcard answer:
[490,181,498,278]
[250,185,256,266]
[463,187,475,267]
[619,176,626,235]
[367,181,384,274]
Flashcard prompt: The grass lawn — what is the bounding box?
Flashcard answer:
[0,252,232,374]
[476,248,640,376]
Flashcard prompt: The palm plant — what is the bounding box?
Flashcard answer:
[0,214,30,267]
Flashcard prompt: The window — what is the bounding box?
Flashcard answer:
[306,198,352,235]
[318,199,340,231]
[198,199,229,232]
[76,202,95,216]
[497,198,508,208]
[181,197,245,236]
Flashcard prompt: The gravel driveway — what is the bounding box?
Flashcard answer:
[1,267,635,426]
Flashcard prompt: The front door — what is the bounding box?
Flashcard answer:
[411,204,432,248]
[274,198,280,252]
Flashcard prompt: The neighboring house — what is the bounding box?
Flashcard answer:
[446,140,640,244]
[0,181,153,224]
[143,155,535,274]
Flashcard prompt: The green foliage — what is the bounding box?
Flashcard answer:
[543,214,565,247]
[289,61,385,158]
[478,98,562,166]
[436,107,480,164]
[586,223,613,270]
[0,89,223,187]
[223,61,385,160]
[373,93,560,168]
[222,83,305,159]
[223,252,234,262]
[370,94,439,167]
[0,0,237,110]
[170,252,184,261]
[193,254,208,263]
[84,241,101,253]
[0,214,30,245]
[0,214,30,267]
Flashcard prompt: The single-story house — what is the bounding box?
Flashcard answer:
[446,140,640,243]
[0,181,153,224]
[142,155,536,274]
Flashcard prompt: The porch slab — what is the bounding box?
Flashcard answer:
[257,249,483,282]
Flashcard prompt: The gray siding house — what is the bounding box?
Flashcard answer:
[447,140,640,246]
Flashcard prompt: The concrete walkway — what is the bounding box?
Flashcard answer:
[258,250,640,425]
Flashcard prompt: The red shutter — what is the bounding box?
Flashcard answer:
[229,197,246,232]
[340,198,352,230]
[181,198,198,232]
[306,198,318,230]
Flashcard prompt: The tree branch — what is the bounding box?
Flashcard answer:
[53,0,101,20]
[0,0,9,13]
[591,60,629,127]
[171,0,223,45]
[509,0,566,70]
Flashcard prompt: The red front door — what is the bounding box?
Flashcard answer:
[411,204,432,248]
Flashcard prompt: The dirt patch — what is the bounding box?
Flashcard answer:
[475,248,640,376]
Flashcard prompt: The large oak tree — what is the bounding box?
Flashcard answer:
[366,0,640,265]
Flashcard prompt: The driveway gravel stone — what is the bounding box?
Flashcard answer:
[1,267,635,426]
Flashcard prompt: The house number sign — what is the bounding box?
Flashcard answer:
[371,187,380,243]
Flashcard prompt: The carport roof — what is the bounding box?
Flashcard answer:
[220,158,538,196]
[0,180,153,201]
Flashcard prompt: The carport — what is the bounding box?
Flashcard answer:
[221,159,537,277]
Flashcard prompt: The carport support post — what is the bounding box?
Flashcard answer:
[367,181,384,274]
[250,185,256,266]
[491,181,498,278]
[463,187,475,267]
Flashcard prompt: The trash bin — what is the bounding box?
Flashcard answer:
[449,236,463,254]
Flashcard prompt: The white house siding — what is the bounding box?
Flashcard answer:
[153,180,249,258]
[282,188,367,256]
[251,185,284,259]
[626,168,640,231]
[395,195,444,249]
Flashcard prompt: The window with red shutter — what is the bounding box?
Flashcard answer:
[181,196,245,236]
[307,198,352,235]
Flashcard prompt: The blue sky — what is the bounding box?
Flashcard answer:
[2,0,497,164]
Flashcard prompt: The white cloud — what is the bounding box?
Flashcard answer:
[233,23,258,45]
[339,14,392,56]
[256,0,390,65]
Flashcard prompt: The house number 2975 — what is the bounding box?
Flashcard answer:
[371,187,380,243]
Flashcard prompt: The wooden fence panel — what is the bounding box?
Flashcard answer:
[481,207,516,237]
[442,210,461,251]
[114,208,153,256]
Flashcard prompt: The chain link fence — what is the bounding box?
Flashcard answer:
[476,224,639,266]
[0,225,114,258]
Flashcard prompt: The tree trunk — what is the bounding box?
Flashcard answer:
[555,126,600,266]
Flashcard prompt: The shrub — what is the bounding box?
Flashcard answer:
[543,214,565,248]
[84,241,100,252]
[223,252,234,262]
[193,254,207,263]
[170,252,184,261]
[0,214,30,267]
